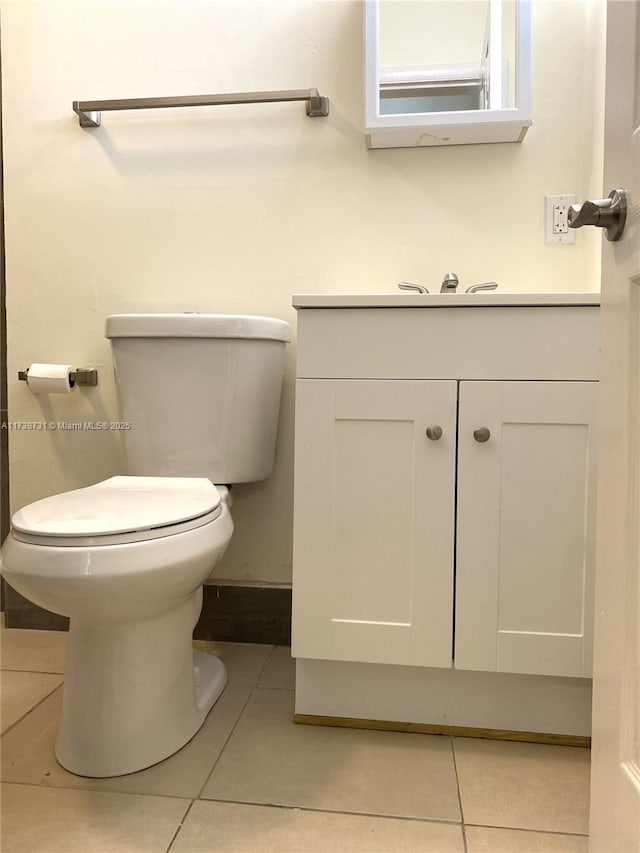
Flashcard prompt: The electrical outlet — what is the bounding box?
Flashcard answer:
[545,195,577,244]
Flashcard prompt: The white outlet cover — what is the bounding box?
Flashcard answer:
[545,194,577,244]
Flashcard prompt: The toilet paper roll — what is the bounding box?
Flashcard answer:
[26,363,75,394]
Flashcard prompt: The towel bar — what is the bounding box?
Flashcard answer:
[73,88,330,127]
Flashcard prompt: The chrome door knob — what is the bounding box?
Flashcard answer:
[426,425,443,441]
[568,188,627,241]
[473,427,491,443]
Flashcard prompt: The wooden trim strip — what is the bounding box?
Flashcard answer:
[293,713,591,749]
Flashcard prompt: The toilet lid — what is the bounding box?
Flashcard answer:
[12,476,222,539]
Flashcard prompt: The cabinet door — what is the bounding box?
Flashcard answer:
[292,379,457,667]
[455,381,598,677]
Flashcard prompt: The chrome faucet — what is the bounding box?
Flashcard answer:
[440,272,459,293]
[397,274,498,295]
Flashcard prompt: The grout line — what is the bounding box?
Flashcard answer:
[464,822,590,838]
[0,682,64,738]
[0,779,193,801]
[1,667,66,675]
[192,681,256,801]
[164,798,197,853]
[196,795,464,829]
[450,734,468,852]
[253,644,276,689]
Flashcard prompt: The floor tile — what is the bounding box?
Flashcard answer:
[1,681,251,798]
[0,782,189,853]
[466,825,589,852]
[454,738,590,834]
[193,640,273,686]
[172,800,465,852]
[1,628,68,673]
[1,671,63,733]
[257,645,295,689]
[202,688,461,822]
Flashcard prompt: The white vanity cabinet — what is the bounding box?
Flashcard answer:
[292,295,600,683]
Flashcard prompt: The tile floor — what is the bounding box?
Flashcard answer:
[1,627,590,852]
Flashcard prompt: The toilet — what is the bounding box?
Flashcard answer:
[0,313,290,777]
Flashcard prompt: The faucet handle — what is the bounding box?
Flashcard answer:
[398,281,430,294]
[465,282,498,293]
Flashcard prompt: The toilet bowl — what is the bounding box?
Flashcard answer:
[1,476,234,777]
[0,312,290,777]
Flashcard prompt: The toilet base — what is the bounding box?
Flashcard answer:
[54,591,227,777]
[193,650,227,717]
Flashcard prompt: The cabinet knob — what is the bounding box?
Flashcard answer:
[425,425,443,441]
[473,427,491,443]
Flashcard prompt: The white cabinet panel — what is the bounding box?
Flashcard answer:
[296,306,600,382]
[455,381,598,677]
[292,379,457,667]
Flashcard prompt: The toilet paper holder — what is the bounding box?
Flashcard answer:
[18,368,98,386]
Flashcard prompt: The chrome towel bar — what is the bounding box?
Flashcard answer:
[73,88,330,127]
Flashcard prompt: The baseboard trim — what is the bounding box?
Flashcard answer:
[195,584,291,645]
[3,581,291,645]
[293,713,591,749]
[3,585,69,630]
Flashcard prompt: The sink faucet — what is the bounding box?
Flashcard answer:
[398,275,499,295]
[440,272,459,293]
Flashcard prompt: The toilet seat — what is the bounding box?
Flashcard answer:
[12,476,223,547]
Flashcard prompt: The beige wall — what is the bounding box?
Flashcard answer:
[2,0,604,585]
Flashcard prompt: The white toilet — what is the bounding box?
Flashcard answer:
[0,313,290,777]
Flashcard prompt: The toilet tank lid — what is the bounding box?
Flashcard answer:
[105,313,291,342]
[12,476,221,538]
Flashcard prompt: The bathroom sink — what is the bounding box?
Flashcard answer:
[292,293,600,309]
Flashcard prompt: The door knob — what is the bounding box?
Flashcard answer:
[473,427,491,443]
[567,188,627,241]
[426,425,443,440]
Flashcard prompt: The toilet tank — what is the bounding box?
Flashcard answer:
[105,314,291,483]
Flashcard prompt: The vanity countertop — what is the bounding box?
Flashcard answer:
[292,292,601,309]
